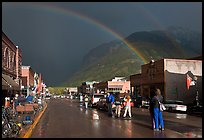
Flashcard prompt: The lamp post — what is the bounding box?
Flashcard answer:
[194,76,199,106]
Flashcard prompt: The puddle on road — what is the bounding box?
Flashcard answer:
[175,114,187,119]
[92,110,100,120]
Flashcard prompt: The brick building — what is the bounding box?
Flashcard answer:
[130,58,202,105]
[78,81,98,95]
[94,77,130,97]
[21,66,35,96]
[2,31,22,104]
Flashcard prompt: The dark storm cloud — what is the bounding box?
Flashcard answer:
[2,2,202,86]
[47,2,202,36]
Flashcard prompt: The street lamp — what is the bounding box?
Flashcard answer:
[194,76,199,106]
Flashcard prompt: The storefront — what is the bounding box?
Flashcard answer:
[2,74,20,106]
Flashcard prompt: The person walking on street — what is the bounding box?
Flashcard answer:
[84,94,89,109]
[114,93,122,118]
[106,92,115,117]
[123,95,132,118]
[152,88,165,131]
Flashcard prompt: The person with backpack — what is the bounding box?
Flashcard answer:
[114,93,122,118]
[84,94,89,109]
[152,88,165,131]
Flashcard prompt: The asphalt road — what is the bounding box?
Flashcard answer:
[31,98,202,138]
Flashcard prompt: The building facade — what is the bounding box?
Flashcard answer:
[130,73,141,97]
[130,58,202,105]
[21,66,35,96]
[2,31,22,104]
[94,77,130,97]
[78,81,98,95]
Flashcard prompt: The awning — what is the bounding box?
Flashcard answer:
[2,77,9,90]
[2,74,20,90]
[108,85,123,88]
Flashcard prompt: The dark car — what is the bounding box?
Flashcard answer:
[96,97,108,111]
[96,97,116,111]
[131,96,142,108]
[141,98,150,109]
[187,105,202,115]
[131,96,149,108]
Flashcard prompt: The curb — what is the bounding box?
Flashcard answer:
[19,103,47,138]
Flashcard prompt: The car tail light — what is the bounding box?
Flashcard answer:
[92,97,94,103]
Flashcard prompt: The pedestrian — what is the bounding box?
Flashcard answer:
[18,93,26,105]
[5,97,11,108]
[106,92,115,117]
[26,93,34,103]
[13,94,19,110]
[152,88,165,131]
[84,94,89,109]
[149,89,156,130]
[114,93,122,118]
[123,95,132,118]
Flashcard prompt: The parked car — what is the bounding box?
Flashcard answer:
[96,97,116,112]
[53,95,57,99]
[45,95,51,100]
[187,104,202,115]
[141,99,150,109]
[89,94,105,107]
[130,96,148,108]
[132,96,142,108]
[163,100,187,112]
[61,95,65,99]
[96,97,108,111]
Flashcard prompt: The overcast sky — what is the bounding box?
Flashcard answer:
[2,2,202,86]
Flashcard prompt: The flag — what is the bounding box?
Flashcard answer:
[37,73,42,94]
[186,74,194,90]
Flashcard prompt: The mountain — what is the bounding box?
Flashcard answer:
[63,27,202,86]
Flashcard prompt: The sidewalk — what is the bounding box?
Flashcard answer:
[131,107,202,128]
[18,103,47,138]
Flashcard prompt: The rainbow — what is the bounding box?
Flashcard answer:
[8,2,149,64]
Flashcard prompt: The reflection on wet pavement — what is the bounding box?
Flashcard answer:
[92,110,100,120]
[184,129,202,138]
[153,131,166,138]
[175,113,187,119]
[123,120,132,137]
[31,99,202,138]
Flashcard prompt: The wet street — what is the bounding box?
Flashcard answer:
[31,98,202,138]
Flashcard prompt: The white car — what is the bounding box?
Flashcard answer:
[61,95,65,99]
[45,95,51,100]
[164,100,187,112]
[89,94,105,107]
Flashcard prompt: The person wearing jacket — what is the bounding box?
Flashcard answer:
[152,88,164,131]
[114,93,122,118]
[106,92,115,117]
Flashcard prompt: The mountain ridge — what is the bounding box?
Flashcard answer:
[62,27,202,86]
